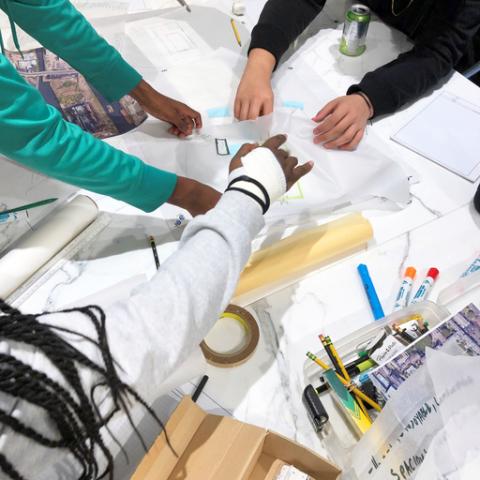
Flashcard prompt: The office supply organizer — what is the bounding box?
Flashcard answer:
[302,271,480,469]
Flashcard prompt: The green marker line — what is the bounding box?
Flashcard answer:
[0,198,58,216]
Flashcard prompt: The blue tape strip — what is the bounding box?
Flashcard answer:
[282,100,304,110]
[228,143,242,156]
[207,106,231,118]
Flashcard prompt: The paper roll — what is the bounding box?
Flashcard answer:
[233,213,373,306]
[0,195,98,299]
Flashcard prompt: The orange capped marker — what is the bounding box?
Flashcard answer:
[393,266,417,312]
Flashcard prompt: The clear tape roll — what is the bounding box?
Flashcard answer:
[0,195,98,299]
[200,304,259,368]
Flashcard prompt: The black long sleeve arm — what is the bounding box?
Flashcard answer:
[349,0,480,116]
[249,0,480,118]
[249,0,327,67]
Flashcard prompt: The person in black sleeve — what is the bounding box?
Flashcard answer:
[235,0,480,151]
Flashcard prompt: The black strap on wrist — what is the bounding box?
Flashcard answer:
[225,175,271,214]
[226,187,268,213]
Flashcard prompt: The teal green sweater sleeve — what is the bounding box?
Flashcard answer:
[0,0,141,101]
[0,54,177,212]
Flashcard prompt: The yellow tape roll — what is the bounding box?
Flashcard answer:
[200,304,259,368]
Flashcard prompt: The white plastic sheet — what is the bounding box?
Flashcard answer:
[193,110,410,225]
[345,346,480,480]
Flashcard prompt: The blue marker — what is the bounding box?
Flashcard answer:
[357,264,385,321]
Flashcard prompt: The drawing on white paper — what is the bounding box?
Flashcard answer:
[280,181,304,202]
[190,111,410,224]
[126,18,212,67]
[150,23,197,55]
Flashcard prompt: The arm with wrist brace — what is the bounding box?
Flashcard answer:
[226,147,287,213]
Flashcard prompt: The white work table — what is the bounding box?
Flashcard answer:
[4,0,480,476]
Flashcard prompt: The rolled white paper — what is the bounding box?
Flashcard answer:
[0,195,98,299]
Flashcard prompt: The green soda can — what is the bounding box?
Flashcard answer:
[340,4,371,56]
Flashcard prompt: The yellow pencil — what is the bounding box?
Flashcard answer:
[230,18,242,47]
[306,352,382,412]
[324,336,371,421]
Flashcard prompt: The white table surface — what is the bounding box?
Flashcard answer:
[3,0,480,476]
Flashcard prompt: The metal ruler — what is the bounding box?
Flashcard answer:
[7,213,111,307]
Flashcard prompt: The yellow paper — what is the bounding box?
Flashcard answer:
[233,213,373,306]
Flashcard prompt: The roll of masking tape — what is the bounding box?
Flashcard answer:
[200,304,259,367]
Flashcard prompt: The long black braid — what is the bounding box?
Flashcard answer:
[0,298,169,480]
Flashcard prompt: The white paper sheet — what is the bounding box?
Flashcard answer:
[192,110,410,225]
[125,15,212,67]
[164,54,239,111]
[392,92,480,182]
[71,0,130,19]
[99,11,409,229]
[127,0,180,14]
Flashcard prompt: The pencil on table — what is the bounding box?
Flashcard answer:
[230,18,242,47]
[148,235,160,270]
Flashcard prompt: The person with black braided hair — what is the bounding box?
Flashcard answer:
[0,135,313,480]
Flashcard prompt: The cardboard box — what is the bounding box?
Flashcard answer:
[133,397,341,480]
[263,459,315,480]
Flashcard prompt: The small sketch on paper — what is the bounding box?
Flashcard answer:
[280,181,304,202]
[127,18,212,66]
[150,23,197,55]
[215,138,230,156]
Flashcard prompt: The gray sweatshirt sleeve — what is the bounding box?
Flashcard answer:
[0,191,264,480]
[103,190,264,397]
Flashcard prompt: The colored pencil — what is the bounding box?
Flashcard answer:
[230,18,242,47]
[1,198,58,216]
[306,352,381,412]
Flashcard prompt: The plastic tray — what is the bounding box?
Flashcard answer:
[301,273,480,469]
[303,300,450,385]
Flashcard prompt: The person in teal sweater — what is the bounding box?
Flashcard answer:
[0,0,221,216]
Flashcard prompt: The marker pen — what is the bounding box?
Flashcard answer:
[392,266,416,312]
[410,268,439,304]
[343,352,370,371]
[357,264,385,321]
[346,358,376,377]
[392,324,416,344]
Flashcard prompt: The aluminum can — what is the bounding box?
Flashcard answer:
[340,4,371,56]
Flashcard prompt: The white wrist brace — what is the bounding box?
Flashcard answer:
[226,148,287,213]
